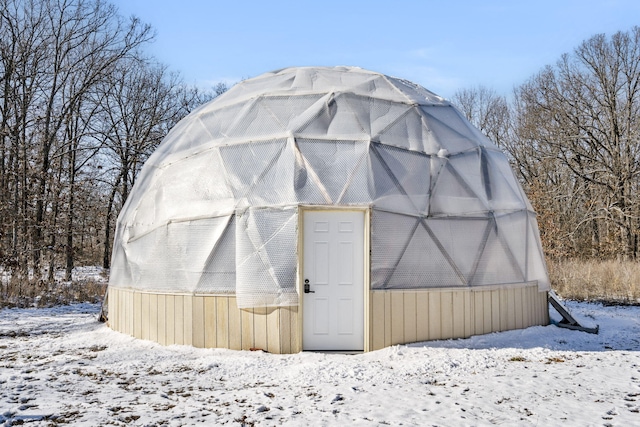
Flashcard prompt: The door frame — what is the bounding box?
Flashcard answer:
[297,205,371,352]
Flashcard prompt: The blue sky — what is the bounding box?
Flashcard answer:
[111,0,640,100]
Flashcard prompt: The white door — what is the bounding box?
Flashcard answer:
[302,210,365,351]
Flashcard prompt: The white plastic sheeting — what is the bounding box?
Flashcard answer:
[109,66,550,308]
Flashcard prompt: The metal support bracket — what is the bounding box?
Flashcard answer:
[548,290,599,334]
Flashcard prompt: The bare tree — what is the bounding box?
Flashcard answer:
[0,0,154,288]
[92,57,214,268]
[513,27,640,259]
[0,0,52,276]
[0,0,221,300]
[30,0,152,274]
[452,85,511,148]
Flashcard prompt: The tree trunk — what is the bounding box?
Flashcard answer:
[103,173,122,269]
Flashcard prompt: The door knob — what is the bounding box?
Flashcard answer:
[304,279,315,293]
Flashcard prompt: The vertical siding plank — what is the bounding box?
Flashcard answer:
[539,290,546,325]
[134,291,142,340]
[125,290,131,335]
[174,295,184,345]
[440,292,453,339]
[165,295,175,345]
[114,288,120,332]
[114,289,120,335]
[128,290,135,336]
[514,287,523,329]
[384,292,392,348]
[266,308,280,354]
[140,293,150,340]
[474,291,483,335]
[228,297,243,351]
[111,288,118,332]
[204,296,217,348]
[183,295,193,346]
[491,290,500,333]
[542,291,550,325]
[149,294,158,343]
[115,289,123,334]
[119,289,125,333]
[116,289,122,334]
[521,286,530,328]
[452,291,465,339]
[122,290,128,334]
[507,288,516,330]
[123,290,128,334]
[482,291,492,334]
[428,292,441,340]
[122,289,127,334]
[112,288,119,333]
[372,292,385,351]
[523,287,530,328]
[531,288,538,325]
[157,294,167,346]
[290,306,300,353]
[532,287,539,325]
[532,287,540,326]
[241,308,255,350]
[192,296,205,348]
[253,307,268,351]
[110,288,118,332]
[128,290,133,334]
[464,290,473,338]
[364,289,370,353]
[403,292,417,344]
[391,292,404,345]
[126,290,131,334]
[216,297,229,349]
[416,292,429,343]
[527,287,538,326]
[279,306,291,354]
[523,287,533,327]
[499,289,508,331]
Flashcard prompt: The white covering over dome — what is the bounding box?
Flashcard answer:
[109,66,550,308]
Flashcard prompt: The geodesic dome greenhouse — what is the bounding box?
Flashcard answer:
[107,66,550,353]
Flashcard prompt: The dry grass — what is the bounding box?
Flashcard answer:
[548,259,640,304]
[3,260,639,308]
[0,276,107,309]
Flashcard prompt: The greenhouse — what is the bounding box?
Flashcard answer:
[107,66,550,352]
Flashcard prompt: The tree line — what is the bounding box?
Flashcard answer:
[452,26,640,261]
[1,0,638,289]
[0,0,216,285]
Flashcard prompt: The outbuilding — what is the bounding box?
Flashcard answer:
[107,66,550,353]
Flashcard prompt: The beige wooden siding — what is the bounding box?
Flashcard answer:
[369,284,548,351]
[108,284,548,354]
[107,288,300,354]
[192,296,205,348]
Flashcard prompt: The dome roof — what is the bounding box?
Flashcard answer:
[110,66,549,306]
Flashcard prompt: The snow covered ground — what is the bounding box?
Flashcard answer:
[1,301,639,426]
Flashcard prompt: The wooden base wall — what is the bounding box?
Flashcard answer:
[108,288,298,354]
[109,284,548,353]
[368,284,549,351]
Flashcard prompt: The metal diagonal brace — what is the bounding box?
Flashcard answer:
[548,290,599,334]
